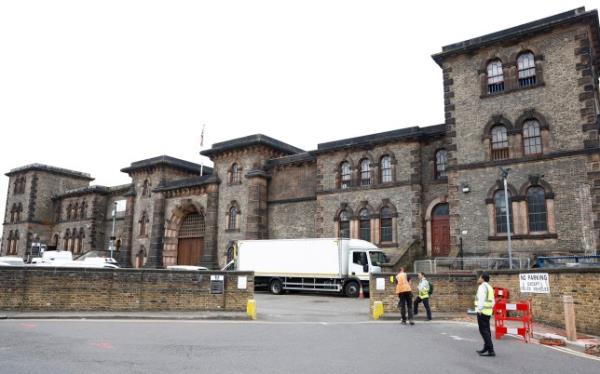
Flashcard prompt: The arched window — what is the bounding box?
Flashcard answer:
[434,149,448,179]
[76,228,85,254]
[527,187,548,232]
[66,203,72,221]
[517,52,536,87]
[228,206,238,230]
[380,156,392,183]
[380,207,394,242]
[494,190,513,234]
[358,209,370,241]
[230,163,241,184]
[73,202,79,220]
[7,230,14,254]
[339,210,350,239]
[523,120,542,155]
[79,201,86,219]
[11,230,19,254]
[340,161,351,189]
[487,59,504,94]
[142,179,151,197]
[69,229,76,252]
[139,211,149,236]
[10,204,16,223]
[64,229,71,250]
[360,159,371,186]
[491,125,509,160]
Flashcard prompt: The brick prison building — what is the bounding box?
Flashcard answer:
[2,8,600,269]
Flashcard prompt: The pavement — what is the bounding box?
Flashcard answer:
[0,293,599,373]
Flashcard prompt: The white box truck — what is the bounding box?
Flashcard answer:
[226,238,388,297]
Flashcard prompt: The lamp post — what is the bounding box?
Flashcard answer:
[499,167,513,269]
[109,201,117,260]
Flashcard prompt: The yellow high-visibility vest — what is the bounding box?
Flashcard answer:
[474,283,494,316]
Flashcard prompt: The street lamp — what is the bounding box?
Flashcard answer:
[499,167,513,269]
[109,201,117,260]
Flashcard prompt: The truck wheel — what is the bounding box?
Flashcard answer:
[270,279,284,295]
[344,281,360,298]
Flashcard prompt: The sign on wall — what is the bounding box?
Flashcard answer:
[519,273,550,294]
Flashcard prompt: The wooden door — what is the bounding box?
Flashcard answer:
[177,238,204,265]
[431,203,450,257]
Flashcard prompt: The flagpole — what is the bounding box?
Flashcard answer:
[200,124,205,176]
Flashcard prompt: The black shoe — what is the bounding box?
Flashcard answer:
[409,321,415,325]
[401,320,407,325]
[480,351,495,357]
[476,349,487,354]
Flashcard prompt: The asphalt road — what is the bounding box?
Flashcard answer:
[0,293,598,374]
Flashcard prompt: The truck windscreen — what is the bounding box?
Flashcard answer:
[369,251,387,266]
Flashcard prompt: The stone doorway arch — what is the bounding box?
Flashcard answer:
[163,200,206,266]
[425,196,450,257]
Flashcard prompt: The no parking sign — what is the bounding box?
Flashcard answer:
[519,273,550,294]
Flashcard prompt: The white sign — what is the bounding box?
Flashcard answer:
[376,277,385,291]
[211,275,224,281]
[519,273,550,294]
[237,276,247,290]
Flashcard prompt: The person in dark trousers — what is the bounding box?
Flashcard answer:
[395,267,414,325]
[475,272,495,357]
[413,272,432,320]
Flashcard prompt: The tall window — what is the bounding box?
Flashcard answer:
[487,59,504,94]
[358,209,370,241]
[73,202,79,220]
[64,229,71,251]
[13,176,26,195]
[527,187,548,232]
[16,203,22,222]
[10,204,16,223]
[7,231,15,254]
[380,207,393,242]
[66,203,72,221]
[228,206,238,230]
[517,52,536,87]
[79,201,86,219]
[139,211,149,236]
[494,190,513,234]
[435,149,448,179]
[76,228,85,254]
[142,179,151,197]
[230,163,241,184]
[360,159,371,186]
[491,126,509,160]
[9,230,19,254]
[380,156,392,183]
[340,162,351,189]
[523,120,542,155]
[339,210,350,239]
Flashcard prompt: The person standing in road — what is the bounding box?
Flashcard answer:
[475,272,495,357]
[413,272,432,321]
[395,267,414,325]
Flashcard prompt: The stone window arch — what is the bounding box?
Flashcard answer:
[226,201,241,231]
[358,209,370,241]
[338,210,351,239]
[515,110,550,157]
[377,200,398,245]
[485,181,519,237]
[139,211,149,237]
[517,51,536,87]
[380,155,393,183]
[229,163,242,185]
[434,149,448,179]
[491,126,509,160]
[517,176,556,235]
[340,161,352,189]
[359,159,371,186]
[487,59,504,94]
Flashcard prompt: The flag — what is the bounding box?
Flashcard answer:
[200,124,205,147]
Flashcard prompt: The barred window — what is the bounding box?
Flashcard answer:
[179,213,206,238]
[435,149,448,179]
[517,52,536,87]
[79,201,86,219]
[228,207,238,230]
[487,59,504,94]
[380,156,392,183]
[527,187,548,232]
[339,210,350,239]
[359,209,370,241]
[491,126,509,160]
[340,162,351,189]
[523,120,542,155]
[73,202,79,220]
[230,163,241,184]
[360,159,371,186]
[380,207,393,242]
[142,179,151,197]
[139,211,149,236]
[494,190,514,234]
[66,203,72,221]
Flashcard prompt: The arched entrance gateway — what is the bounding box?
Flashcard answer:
[177,212,205,265]
[431,203,450,257]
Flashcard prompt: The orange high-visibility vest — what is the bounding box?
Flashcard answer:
[395,272,411,294]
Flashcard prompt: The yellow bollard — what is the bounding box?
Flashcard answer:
[247,299,257,320]
[373,301,384,320]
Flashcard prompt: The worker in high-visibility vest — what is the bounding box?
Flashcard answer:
[413,272,432,320]
[395,267,414,325]
[475,272,495,357]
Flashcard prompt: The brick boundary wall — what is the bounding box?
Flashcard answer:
[0,267,254,312]
[370,268,600,336]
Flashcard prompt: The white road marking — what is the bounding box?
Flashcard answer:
[544,344,600,362]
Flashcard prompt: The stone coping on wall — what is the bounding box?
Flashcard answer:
[486,267,600,275]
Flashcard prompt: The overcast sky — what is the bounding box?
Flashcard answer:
[1,1,598,222]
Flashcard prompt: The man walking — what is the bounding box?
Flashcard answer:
[475,272,495,357]
[413,272,432,321]
[395,267,414,325]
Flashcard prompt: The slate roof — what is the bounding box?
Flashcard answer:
[52,183,134,200]
[152,175,220,192]
[5,163,93,180]
[265,152,317,168]
[201,134,304,157]
[432,7,600,69]
[121,155,211,175]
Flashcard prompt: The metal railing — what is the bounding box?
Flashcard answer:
[414,256,530,274]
